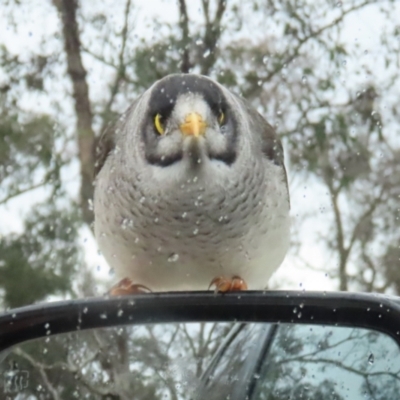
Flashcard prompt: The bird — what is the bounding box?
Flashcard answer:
[93,74,290,294]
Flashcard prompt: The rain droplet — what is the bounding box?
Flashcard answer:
[88,199,94,211]
[182,212,187,218]
[368,353,374,365]
[121,218,130,229]
[193,228,199,235]
[168,253,180,262]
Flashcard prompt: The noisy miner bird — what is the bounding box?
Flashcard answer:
[94,74,290,294]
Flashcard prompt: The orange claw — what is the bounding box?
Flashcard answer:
[108,277,152,296]
[209,275,248,293]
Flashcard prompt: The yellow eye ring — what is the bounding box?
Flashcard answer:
[154,113,165,134]
[218,111,225,125]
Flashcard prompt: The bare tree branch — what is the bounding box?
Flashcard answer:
[178,0,191,73]
[99,0,132,134]
[14,347,63,400]
[52,0,95,226]
[329,187,348,291]
[0,181,48,205]
[200,0,227,75]
[261,0,375,84]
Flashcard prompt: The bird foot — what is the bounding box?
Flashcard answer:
[108,277,152,296]
[209,276,248,293]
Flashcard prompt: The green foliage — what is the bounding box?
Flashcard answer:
[0,112,62,205]
[0,203,81,307]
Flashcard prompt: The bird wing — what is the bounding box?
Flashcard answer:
[94,98,141,178]
[234,94,290,205]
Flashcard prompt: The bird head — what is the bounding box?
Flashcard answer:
[139,74,239,170]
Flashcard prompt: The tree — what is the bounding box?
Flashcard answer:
[0,0,398,326]
[1,1,400,398]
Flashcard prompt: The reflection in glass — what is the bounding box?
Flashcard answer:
[0,323,399,399]
[252,325,400,400]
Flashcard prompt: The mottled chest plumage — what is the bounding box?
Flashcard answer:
[94,73,290,291]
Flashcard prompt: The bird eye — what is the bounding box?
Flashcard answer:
[154,113,165,134]
[218,111,225,125]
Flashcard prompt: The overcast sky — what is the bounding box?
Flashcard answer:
[1,0,399,294]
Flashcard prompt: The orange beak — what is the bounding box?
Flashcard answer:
[179,113,207,137]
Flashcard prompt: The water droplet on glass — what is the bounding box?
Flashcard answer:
[368,353,374,365]
[167,253,180,263]
[88,199,94,211]
[203,49,210,58]
[121,218,130,229]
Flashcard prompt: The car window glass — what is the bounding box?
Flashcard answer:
[252,324,400,400]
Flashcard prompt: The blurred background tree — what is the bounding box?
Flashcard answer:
[0,0,399,307]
